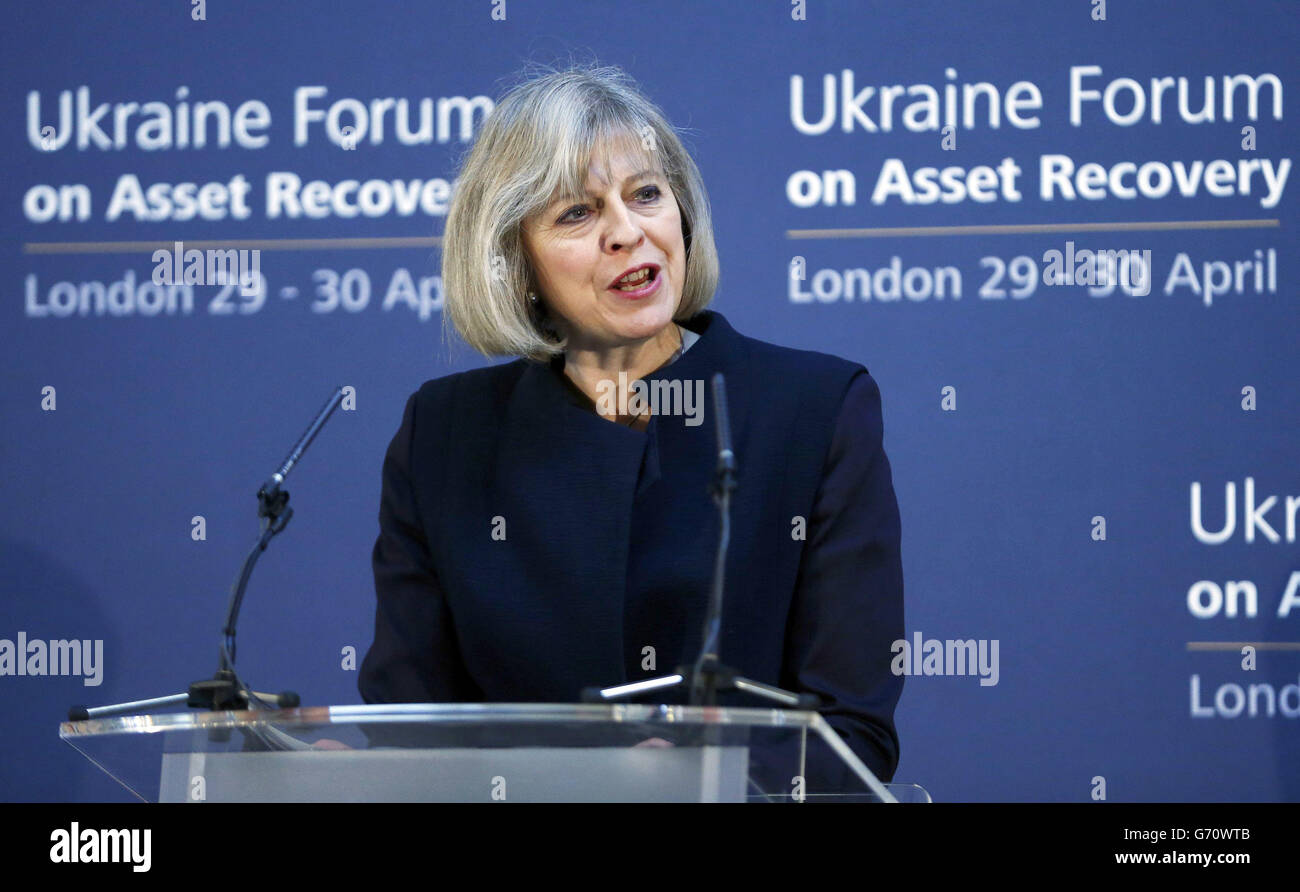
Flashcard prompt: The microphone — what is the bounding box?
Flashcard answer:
[72,391,335,722]
[690,373,737,706]
[205,387,346,707]
[711,373,735,479]
[258,387,346,505]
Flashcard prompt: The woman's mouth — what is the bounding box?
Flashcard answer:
[608,265,661,299]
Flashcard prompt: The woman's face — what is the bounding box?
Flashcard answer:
[522,139,686,352]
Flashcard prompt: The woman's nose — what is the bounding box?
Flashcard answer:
[601,201,644,252]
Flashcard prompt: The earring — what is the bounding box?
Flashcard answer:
[528,292,538,304]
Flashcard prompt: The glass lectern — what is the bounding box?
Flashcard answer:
[60,703,930,803]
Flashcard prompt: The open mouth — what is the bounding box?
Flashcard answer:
[610,265,659,292]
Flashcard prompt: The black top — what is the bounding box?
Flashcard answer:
[359,310,905,791]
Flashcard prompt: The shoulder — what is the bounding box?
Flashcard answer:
[716,315,873,415]
[744,333,865,384]
[383,359,529,460]
[702,311,865,382]
[411,357,529,414]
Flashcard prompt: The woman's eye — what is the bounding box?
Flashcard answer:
[558,186,661,223]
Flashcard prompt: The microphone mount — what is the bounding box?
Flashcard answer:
[70,387,345,722]
[582,373,819,712]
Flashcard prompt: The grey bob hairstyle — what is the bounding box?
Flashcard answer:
[441,63,719,361]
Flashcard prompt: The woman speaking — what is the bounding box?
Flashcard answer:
[358,63,905,793]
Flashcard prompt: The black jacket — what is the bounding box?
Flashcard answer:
[359,310,905,791]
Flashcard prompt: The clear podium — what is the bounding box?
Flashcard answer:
[59,703,929,803]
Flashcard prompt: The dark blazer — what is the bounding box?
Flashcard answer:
[359,309,905,791]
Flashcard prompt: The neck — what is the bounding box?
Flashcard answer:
[562,323,683,414]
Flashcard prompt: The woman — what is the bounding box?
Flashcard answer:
[358,64,904,794]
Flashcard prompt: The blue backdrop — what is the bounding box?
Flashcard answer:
[2,0,1296,802]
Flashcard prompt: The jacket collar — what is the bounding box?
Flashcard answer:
[529,309,738,418]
